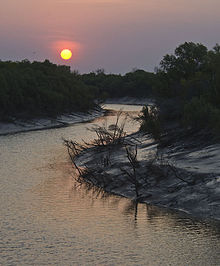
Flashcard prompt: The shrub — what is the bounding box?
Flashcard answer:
[183,97,220,136]
[139,105,161,140]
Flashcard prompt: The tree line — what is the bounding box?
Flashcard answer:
[140,42,220,138]
[0,42,219,138]
[0,59,100,120]
[0,60,155,121]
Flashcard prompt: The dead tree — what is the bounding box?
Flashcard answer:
[89,110,127,147]
[121,145,142,200]
[63,139,83,177]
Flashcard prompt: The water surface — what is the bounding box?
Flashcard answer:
[0,104,219,265]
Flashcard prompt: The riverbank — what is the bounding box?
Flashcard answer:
[71,129,220,221]
[104,96,154,106]
[0,107,104,136]
[0,97,148,136]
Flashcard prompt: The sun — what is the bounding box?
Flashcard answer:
[60,49,72,60]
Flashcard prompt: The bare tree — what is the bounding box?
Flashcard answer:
[121,145,142,200]
[89,110,127,146]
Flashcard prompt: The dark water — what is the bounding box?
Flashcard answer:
[0,104,219,265]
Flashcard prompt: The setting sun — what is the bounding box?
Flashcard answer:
[60,49,72,60]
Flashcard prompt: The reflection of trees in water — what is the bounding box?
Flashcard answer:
[122,201,138,221]
[71,178,220,238]
[71,179,139,219]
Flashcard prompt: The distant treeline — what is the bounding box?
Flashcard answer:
[0,42,220,138]
[0,60,155,121]
[80,69,155,98]
[0,60,99,120]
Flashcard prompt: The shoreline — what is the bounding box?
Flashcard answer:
[3,99,219,221]
[104,96,154,106]
[72,130,220,222]
[0,98,148,136]
[0,108,105,136]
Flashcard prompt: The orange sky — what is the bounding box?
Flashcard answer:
[0,0,220,73]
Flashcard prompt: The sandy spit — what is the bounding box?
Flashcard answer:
[74,132,220,221]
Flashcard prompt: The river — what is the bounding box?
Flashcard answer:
[0,104,219,265]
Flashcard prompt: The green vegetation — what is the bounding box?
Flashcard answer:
[140,42,220,139]
[1,41,219,139]
[139,106,161,140]
[0,60,98,120]
[80,69,155,99]
[0,60,155,121]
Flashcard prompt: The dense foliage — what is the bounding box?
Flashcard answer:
[80,69,155,99]
[1,41,219,139]
[0,60,155,121]
[0,60,98,120]
[139,106,161,140]
[140,42,220,138]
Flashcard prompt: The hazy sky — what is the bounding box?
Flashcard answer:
[0,0,220,73]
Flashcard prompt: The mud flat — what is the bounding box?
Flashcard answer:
[72,130,220,221]
[0,108,104,136]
